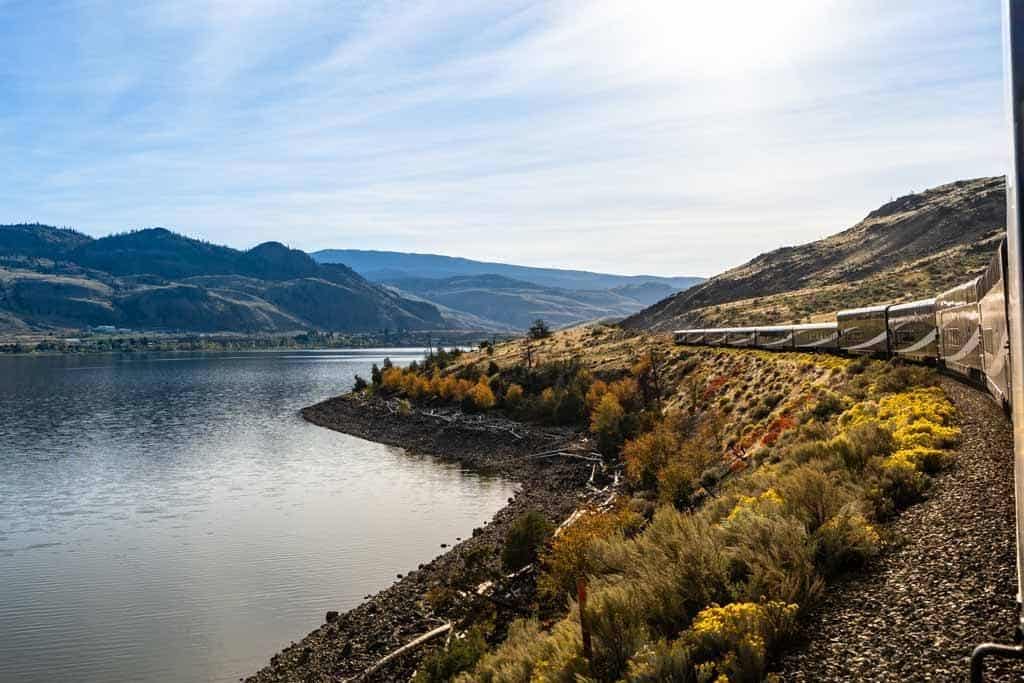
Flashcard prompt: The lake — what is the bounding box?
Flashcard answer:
[0,349,517,682]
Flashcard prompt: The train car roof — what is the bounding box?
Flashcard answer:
[888,298,936,313]
[789,322,838,330]
[755,325,794,332]
[837,304,889,317]
[936,276,983,299]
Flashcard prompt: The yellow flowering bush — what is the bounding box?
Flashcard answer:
[887,446,953,475]
[725,489,784,523]
[687,601,798,682]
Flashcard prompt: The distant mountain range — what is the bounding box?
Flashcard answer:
[313,249,702,330]
[624,176,1006,330]
[0,225,701,335]
[0,226,444,334]
[312,249,700,292]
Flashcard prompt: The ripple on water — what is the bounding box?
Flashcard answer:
[0,350,517,683]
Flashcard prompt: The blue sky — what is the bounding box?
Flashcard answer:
[0,0,1006,277]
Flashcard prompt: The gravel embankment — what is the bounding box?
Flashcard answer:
[778,378,1020,681]
[246,394,597,682]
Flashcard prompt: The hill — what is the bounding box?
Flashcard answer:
[381,274,646,330]
[0,226,448,334]
[313,249,702,329]
[311,248,702,291]
[624,176,1006,330]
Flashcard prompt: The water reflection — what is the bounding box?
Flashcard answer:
[0,350,517,682]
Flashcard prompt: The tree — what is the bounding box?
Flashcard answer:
[502,510,553,571]
[529,319,551,340]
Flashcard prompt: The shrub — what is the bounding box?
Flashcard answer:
[622,422,680,489]
[504,383,524,407]
[842,422,894,470]
[874,457,929,513]
[591,510,732,636]
[810,391,844,420]
[539,507,643,603]
[591,393,626,456]
[554,389,587,425]
[610,377,642,411]
[463,618,586,683]
[686,600,798,682]
[657,460,696,510]
[586,380,610,411]
[353,374,368,392]
[469,378,497,410]
[624,639,697,682]
[774,463,853,532]
[814,508,881,576]
[371,363,382,386]
[502,510,554,572]
[873,363,937,394]
[586,584,651,680]
[529,319,552,340]
[889,446,953,475]
[722,509,822,606]
[413,628,488,683]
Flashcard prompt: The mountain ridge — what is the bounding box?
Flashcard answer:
[0,226,449,334]
[623,176,1006,330]
[312,248,702,292]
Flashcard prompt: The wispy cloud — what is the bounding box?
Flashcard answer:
[0,0,1005,276]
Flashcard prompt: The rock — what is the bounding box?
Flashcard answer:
[325,610,339,623]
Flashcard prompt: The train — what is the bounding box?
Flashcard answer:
[673,240,1012,411]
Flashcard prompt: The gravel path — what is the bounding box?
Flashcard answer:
[778,379,1020,682]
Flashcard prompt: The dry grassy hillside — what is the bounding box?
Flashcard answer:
[625,176,1005,330]
[450,324,845,460]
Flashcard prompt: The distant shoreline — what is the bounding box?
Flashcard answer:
[247,392,599,682]
[0,330,503,356]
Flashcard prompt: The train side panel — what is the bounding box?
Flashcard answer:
[792,323,839,350]
[756,327,795,350]
[936,277,984,380]
[888,299,938,362]
[726,328,757,347]
[837,306,889,355]
[980,242,1012,404]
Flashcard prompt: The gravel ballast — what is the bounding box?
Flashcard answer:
[778,378,1021,681]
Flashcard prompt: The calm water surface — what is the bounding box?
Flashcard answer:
[0,349,517,682]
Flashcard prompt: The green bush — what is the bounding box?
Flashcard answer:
[413,628,488,683]
[353,374,368,392]
[842,422,894,470]
[624,639,697,682]
[869,458,929,517]
[502,510,554,572]
[585,585,651,681]
[721,510,822,606]
[591,510,732,637]
[814,508,882,576]
[873,363,937,395]
[810,391,844,420]
[775,463,853,532]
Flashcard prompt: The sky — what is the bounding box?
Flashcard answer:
[0,0,1007,277]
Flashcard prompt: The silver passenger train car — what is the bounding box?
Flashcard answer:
[672,242,1013,413]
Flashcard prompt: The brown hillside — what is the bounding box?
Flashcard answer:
[624,176,1006,330]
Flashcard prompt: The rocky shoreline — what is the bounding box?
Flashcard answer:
[246,393,599,682]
